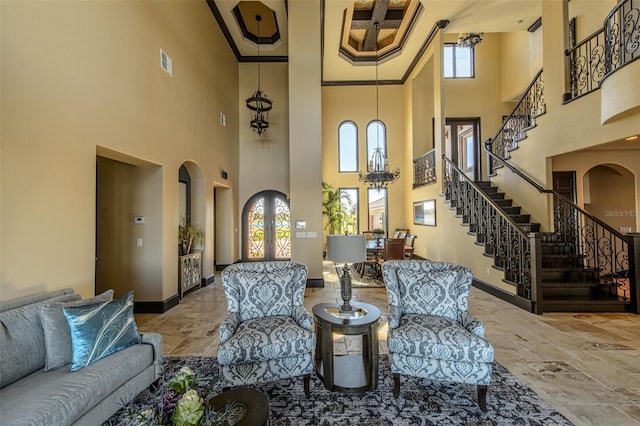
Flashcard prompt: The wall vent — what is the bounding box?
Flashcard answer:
[160,49,173,76]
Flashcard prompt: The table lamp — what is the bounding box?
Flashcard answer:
[326,234,366,311]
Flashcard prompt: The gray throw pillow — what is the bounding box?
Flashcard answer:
[40,290,114,371]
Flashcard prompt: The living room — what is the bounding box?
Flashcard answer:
[1,0,639,424]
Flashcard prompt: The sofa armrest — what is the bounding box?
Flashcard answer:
[387,305,402,329]
[293,305,313,330]
[219,312,240,343]
[141,332,163,379]
[460,311,485,338]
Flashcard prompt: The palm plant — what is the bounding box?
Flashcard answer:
[322,182,352,235]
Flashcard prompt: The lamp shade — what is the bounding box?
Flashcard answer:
[326,235,366,264]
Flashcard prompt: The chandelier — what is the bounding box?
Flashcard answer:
[246,15,272,136]
[457,32,483,49]
[358,22,400,191]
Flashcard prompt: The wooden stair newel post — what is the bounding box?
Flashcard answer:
[529,232,543,315]
[628,233,640,314]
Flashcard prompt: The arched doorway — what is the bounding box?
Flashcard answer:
[583,163,637,233]
[242,190,291,261]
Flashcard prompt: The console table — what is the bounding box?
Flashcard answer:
[178,251,202,299]
[312,301,380,393]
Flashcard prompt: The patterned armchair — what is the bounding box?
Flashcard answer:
[216,261,315,397]
[382,260,494,411]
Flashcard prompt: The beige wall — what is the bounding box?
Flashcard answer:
[500,31,532,100]
[569,0,617,40]
[1,1,239,301]
[289,1,323,280]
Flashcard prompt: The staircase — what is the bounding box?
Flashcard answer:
[472,181,629,313]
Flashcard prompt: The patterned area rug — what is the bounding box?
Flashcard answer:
[324,260,385,288]
[105,356,573,425]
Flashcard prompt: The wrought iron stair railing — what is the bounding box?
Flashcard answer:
[413,148,436,188]
[565,0,640,102]
[442,156,542,313]
[486,69,545,175]
[482,146,633,310]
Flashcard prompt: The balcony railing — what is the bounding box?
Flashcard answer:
[413,148,436,188]
[565,0,640,102]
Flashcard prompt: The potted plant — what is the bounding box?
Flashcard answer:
[178,217,203,255]
[372,228,385,246]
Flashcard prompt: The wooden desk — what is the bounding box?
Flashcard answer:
[313,302,380,393]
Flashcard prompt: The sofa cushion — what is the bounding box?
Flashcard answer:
[40,290,114,371]
[0,288,75,313]
[217,316,316,365]
[0,342,152,425]
[0,293,81,388]
[64,291,141,371]
[387,314,494,363]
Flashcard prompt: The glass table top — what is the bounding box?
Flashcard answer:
[323,305,368,319]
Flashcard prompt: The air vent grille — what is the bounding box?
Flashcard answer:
[160,49,173,76]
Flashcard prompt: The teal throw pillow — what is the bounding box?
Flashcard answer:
[63,291,140,371]
[40,290,114,371]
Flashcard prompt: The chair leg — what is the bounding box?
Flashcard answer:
[393,373,401,398]
[477,384,488,412]
[303,374,311,398]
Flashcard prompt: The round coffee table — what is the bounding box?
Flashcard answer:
[312,301,380,393]
[210,387,269,426]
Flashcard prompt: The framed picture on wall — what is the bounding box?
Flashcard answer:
[413,199,436,226]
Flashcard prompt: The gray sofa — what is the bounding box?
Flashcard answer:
[0,288,163,425]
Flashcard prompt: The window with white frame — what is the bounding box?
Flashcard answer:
[444,43,475,78]
[366,120,386,171]
[338,121,358,172]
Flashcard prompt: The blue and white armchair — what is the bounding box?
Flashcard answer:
[216,261,315,397]
[382,260,494,411]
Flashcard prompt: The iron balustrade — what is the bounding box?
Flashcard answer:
[486,69,545,175]
[483,147,632,305]
[566,28,606,100]
[413,148,437,188]
[565,0,640,102]
[442,156,541,310]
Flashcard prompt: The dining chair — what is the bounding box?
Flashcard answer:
[358,233,381,277]
[404,234,417,259]
[392,228,409,239]
[376,238,404,275]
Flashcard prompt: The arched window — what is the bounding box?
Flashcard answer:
[366,120,386,171]
[338,121,358,172]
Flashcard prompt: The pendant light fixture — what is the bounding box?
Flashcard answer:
[457,32,483,49]
[246,14,272,135]
[359,22,400,192]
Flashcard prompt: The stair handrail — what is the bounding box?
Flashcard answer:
[443,155,529,236]
[443,155,542,312]
[486,69,544,173]
[483,141,627,242]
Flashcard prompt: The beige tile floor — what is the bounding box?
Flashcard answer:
[136,264,640,426]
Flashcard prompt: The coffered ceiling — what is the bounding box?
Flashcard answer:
[207,0,542,84]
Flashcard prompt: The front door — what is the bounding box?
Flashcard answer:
[242,190,291,261]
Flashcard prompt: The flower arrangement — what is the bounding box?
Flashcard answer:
[123,365,234,426]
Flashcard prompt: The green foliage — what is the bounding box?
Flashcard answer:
[178,217,203,244]
[322,182,353,235]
